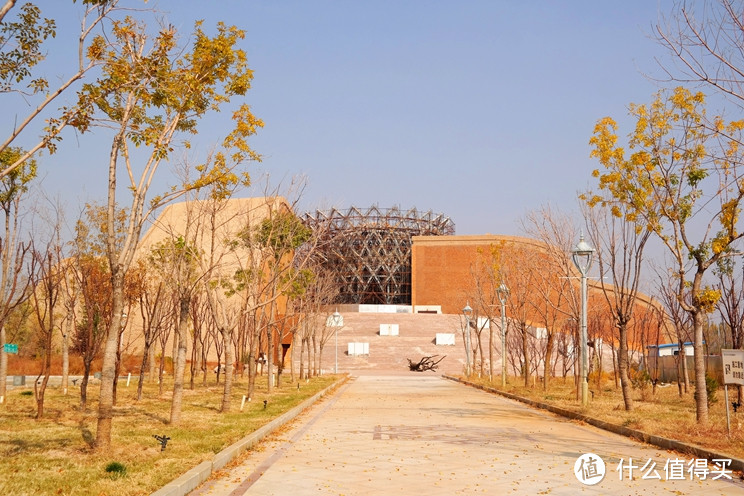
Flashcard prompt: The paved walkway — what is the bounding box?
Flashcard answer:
[191,375,744,495]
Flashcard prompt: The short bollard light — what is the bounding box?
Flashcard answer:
[263,399,268,409]
[153,434,171,451]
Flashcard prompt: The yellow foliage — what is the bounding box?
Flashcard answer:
[696,287,721,314]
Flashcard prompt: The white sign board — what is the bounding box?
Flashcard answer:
[348,342,369,356]
[722,349,744,386]
[436,333,456,346]
[379,324,399,336]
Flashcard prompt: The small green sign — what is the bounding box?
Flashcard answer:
[3,343,18,354]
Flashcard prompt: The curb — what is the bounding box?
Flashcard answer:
[151,376,349,496]
[443,375,744,473]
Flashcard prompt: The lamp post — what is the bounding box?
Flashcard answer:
[496,283,509,388]
[462,303,473,376]
[571,234,595,407]
[330,309,342,374]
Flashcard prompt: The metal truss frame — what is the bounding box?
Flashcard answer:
[303,206,455,304]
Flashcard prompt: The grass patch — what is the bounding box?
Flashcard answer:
[464,375,744,460]
[0,374,338,495]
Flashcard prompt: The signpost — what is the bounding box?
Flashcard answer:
[721,349,744,435]
[3,343,18,354]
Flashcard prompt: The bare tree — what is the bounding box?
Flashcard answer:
[583,202,651,411]
[29,241,61,419]
[655,0,744,109]
[133,263,168,401]
[715,256,744,403]
[521,206,582,391]
[0,152,33,404]
[657,268,693,396]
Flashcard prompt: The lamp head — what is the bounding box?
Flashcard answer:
[462,302,472,317]
[497,283,509,302]
[571,234,595,276]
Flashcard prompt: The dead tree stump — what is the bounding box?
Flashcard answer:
[407,355,446,372]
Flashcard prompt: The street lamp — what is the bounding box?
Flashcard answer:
[329,309,343,374]
[572,234,595,407]
[462,303,473,376]
[496,283,510,388]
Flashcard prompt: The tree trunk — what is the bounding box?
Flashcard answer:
[94,273,125,451]
[488,322,494,381]
[311,334,318,378]
[692,310,708,423]
[80,357,93,411]
[61,329,70,395]
[246,349,257,401]
[35,328,53,419]
[137,341,151,401]
[543,333,554,391]
[220,329,234,412]
[148,345,155,383]
[301,336,309,380]
[266,321,274,392]
[476,332,484,377]
[611,339,618,388]
[522,325,529,387]
[289,332,297,384]
[318,344,324,376]
[169,296,190,424]
[35,370,50,420]
[618,323,633,411]
[189,331,199,390]
[680,341,690,393]
[158,340,166,396]
[0,325,6,404]
[112,330,123,406]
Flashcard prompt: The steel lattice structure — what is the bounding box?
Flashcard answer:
[303,206,455,305]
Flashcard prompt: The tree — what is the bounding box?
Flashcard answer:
[0,148,33,404]
[82,17,262,449]
[133,263,167,400]
[655,0,744,110]
[499,243,540,387]
[148,235,202,423]
[588,87,744,423]
[29,241,62,419]
[520,205,583,391]
[0,1,118,178]
[713,256,744,403]
[581,201,651,411]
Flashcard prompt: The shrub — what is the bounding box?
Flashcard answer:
[104,461,127,479]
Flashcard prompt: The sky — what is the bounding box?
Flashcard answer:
[7,1,678,237]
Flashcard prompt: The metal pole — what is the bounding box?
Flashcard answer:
[335,324,338,374]
[465,315,471,376]
[501,299,506,388]
[725,385,731,435]
[580,272,589,406]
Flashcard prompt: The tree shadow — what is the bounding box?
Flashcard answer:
[78,420,94,448]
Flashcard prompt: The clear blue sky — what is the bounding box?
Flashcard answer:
[10,1,674,235]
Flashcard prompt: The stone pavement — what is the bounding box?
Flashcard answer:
[190,375,744,495]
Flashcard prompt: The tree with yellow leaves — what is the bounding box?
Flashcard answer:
[78,16,262,450]
[588,87,744,424]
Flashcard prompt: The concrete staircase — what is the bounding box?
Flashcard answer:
[305,312,467,375]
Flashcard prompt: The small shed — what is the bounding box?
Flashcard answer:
[647,342,695,357]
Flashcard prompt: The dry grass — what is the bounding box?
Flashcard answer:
[0,374,338,496]
[464,374,744,461]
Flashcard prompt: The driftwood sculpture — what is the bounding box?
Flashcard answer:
[407,355,446,372]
